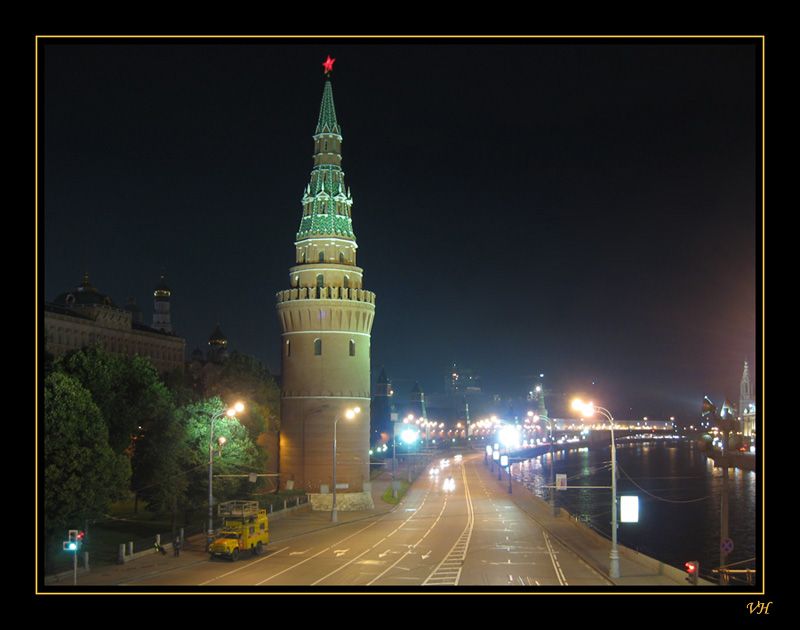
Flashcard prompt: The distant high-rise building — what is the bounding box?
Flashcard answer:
[443,363,486,421]
[445,364,481,395]
[276,61,376,508]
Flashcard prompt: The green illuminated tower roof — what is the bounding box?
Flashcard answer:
[316,76,340,136]
[296,72,355,241]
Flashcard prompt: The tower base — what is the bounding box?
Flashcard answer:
[309,488,375,512]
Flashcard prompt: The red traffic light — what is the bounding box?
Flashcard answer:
[64,530,85,551]
[685,561,699,584]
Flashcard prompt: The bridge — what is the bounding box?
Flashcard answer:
[492,428,755,472]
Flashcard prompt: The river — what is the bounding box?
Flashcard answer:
[513,437,758,578]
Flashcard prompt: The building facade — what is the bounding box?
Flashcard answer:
[44,272,185,374]
[276,64,376,508]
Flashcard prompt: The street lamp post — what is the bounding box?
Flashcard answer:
[498,424,519,493]
[332,407,360,523]
[402,427,418,483]
[532,410,558,517]
[572,399,620,579]
[207,401,244,547]
[533,380,558,517]
[391,418,399,499]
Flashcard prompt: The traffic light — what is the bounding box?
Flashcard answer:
[685,560,699,585]
[63,530,84,552]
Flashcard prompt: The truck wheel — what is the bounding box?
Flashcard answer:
[231,548,240,562]
[254,541,263,556]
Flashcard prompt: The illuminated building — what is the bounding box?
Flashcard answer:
[152,274,172,333]
[739,358,756,439]
[276,61,376,508]
[44,272,185,373]
[186,324,234,387]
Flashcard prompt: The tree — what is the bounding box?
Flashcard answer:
[43,372,130,568]
[53,344,175,454]
[202,352,280,468]
[129,398,188,519]
[178,397,264,507]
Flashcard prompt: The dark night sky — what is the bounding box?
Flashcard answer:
[39,36,761,422]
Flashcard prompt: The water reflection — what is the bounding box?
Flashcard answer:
[514,439,757,573]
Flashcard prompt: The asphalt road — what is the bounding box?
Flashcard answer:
[67,453,620,590]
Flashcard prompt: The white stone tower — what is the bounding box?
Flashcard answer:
[276,58,376,509]
[152,274,172,333]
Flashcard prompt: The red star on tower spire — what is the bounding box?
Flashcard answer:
[322,55,335,75]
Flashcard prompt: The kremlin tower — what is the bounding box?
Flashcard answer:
[152,274,172,333]
[276,58,376,510]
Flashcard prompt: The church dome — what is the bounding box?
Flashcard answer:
[53,273,117,308]
[209,324,227,346]
[154,274,171,297]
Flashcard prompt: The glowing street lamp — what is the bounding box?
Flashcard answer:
[332,407,360,523]
[572,398,620,579]
[498,424,519,493]
[531,410,558,517]
[402,427,419,482]
[208,401,244,546]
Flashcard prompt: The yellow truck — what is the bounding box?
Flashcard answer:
[208,500,269,561]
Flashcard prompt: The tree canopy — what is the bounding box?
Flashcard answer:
[52,345,175,454]
[43,345,279,533]
[43,371,131,536]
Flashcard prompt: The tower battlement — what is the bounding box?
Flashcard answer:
[275,286,376,304]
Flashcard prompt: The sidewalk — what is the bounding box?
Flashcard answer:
[472,458,696,587]
[51,469,400,588]
[54,456,697,588]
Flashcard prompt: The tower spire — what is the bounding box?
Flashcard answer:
[316,75,340,136]
[296,71,354,241]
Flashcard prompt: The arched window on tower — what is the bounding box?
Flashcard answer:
[343,275,349,289]
[349,340,356,356]
[285,340,291,357]
[318,251,325,263]
[316,274,324,289]
[314,338,322,355]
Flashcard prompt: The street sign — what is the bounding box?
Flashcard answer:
[721,537,734,554]
[620,495,639,523]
